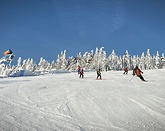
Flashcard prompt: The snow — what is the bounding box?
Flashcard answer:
[0,69,165,131]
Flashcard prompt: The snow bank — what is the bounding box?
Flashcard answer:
[9,70,38,77]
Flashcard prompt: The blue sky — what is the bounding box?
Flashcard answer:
[0,0,165,63]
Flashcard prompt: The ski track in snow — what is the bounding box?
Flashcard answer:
[0,69,165,131]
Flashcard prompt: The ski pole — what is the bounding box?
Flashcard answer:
[129,75,134,81]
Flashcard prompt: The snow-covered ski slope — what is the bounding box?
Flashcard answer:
[0,69,165,131]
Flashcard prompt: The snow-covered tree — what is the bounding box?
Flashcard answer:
[107,50,118,70]
[153,51,161,69]
[144,49,153,69]
[99,47,106,71]
[130,55,140,69]
[66,56,77,71]
[122,50,130,68]
[0,63,5,75]
[88,47,106,70]
[84,50,94,70]
[140,52,145,69]
[160,53,165,68]
[50,61,56,69]
[55,50,67,70]
[37,57,50,71]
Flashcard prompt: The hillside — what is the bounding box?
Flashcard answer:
[0,69,165,131]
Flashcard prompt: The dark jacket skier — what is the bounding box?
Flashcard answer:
[132,66,145,81]
[96,69,102,79]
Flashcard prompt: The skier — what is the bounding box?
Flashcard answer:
[123,67,128,74]
[132,66,146,81]
[96,69,102,79]
[79,68,84,78]
[77,65,81,74]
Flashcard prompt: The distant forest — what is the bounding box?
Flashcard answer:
[0,47,165,76]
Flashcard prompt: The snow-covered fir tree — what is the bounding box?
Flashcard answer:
[140,52,146,69]
[0,63,5,75]
[107,50,118,70]
[144,49,153,69]
[122,50,130,69]
[160,53,165,68]
[130,55,140,69]
[153,51,161,69]
[37,57,50,71]
[81,50,94,70]
[76,52,85,69]
[55,50,67,70]
[87,47,106,70]
[50,61,56,69]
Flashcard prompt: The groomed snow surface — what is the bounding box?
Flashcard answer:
[0,69,165,131]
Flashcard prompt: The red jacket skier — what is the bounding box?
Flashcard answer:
[123,67,128,74]
[132,66,146,81]
[79,68,84,78]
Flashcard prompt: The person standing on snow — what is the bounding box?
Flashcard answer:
[132,66,146,81]
[79,68,84,78]
[123,67,128,74]
[96,69,102,79]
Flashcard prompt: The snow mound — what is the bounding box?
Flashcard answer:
[9,70,38,77]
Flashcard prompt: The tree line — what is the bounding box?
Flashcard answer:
[0,47,164,76]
